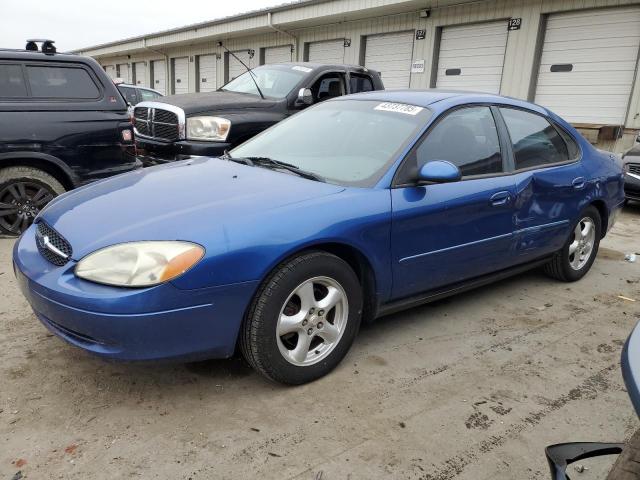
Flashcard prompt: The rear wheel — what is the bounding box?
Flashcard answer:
[543,206,601,282]
[0,167,64,236]
[607,429,640,480]
[240,251,363,385]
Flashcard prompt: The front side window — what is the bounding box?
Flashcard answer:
[221,65,306,99]
[500,108,570,170]
[408,106,503,179]
[0,64,27,97]
[231,99,431,187]
[26,65,100,99]
[350,74,374,94]
[311,74,345,102]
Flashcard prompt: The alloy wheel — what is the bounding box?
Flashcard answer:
[276,276,349,366]
[0,181,54,235]
[569,217,596,271]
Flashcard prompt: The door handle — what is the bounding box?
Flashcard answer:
[572,177,586,190]
[490,191,512,206]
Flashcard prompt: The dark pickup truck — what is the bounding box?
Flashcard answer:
[133,63,384,164]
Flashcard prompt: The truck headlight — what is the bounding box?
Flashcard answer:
[75,241,204,287]
[186,116,231,141]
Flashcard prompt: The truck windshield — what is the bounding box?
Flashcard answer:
[231,99,431,187]
[221,66,306,99]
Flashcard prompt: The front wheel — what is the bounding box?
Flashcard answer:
[240,251,363,385]
[543,206,601,282]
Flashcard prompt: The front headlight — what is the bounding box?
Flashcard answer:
[186,116,231,141]
[75,241,204,287]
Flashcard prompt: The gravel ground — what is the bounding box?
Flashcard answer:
[1,206,639,480]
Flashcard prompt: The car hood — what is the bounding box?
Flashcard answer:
[154,91,279,115]
[38,157,344,260]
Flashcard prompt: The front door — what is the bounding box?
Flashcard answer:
[391,105,516,299]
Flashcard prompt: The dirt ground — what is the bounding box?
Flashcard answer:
[1,207,640,480]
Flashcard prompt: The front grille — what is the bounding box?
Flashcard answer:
[133,106,180,141]
[35,221,72,266]
[629,163,640,175]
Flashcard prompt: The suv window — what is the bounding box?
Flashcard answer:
[118,86,138,104]
[311,73,345,102]
[26,65,100,99]
[411,106,503,178]
[0,64,28,97]
[140,89,161,101]
[350,74,373,93]
[500,108,569,169]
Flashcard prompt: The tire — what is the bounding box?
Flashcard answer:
[0,166,65,236]
[240,251,363,385]
[607,429,640,480]
[543,206,601,282]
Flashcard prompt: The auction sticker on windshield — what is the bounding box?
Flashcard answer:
[374,102,424,115]
[292,66,313,73]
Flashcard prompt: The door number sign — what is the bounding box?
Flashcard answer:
[508,18,522,30]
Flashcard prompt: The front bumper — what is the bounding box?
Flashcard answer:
[135,137,231,166]
[13,225,258,362]
[624,170,640,201]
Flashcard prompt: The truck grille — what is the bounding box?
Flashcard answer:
[629,163,640,175]
[35,221,72,266]
[133,106,181,141]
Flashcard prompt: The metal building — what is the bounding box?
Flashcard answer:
[74,0,640,153]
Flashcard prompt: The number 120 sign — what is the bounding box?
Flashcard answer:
[508,18,522,30]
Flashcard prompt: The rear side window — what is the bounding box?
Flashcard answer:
[413,106,503,177]
[555,124,580,160]
[0,64,28,97]
[500,108,569,170]
[350,74,374,93]
[26,65,100,99]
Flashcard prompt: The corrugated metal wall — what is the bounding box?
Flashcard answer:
[91,0,640,152]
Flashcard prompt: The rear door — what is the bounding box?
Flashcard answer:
[391,105,516,299]
[498,107,585,263]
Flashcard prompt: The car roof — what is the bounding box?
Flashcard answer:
[0,49,80,62]
[258,62,372,72]
[333,89,549,113]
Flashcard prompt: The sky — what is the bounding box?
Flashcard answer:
[1,0,288,51]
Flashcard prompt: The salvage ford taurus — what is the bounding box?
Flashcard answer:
[13,91,625,384]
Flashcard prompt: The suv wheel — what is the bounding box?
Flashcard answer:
[240,251,363,385]
[0,167,65,236]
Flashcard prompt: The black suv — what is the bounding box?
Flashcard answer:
[134,63,383,164]
[0,40,138,235]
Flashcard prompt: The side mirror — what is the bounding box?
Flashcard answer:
[297,88,313,106]
[417,160,461,184]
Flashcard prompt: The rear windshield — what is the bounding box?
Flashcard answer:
[26,65,100,99]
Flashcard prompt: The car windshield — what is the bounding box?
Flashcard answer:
[231,99,431,187]
[221,66,306,99]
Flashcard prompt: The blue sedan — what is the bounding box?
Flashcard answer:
[13,90,625,384]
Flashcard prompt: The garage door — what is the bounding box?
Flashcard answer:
[264,45,293,65]
[308,39,345,64]
[229,50,255,81]
[436,21,508,94]
[117,63,130,83]
[133,62,147,87]
[104,65,116,80]
[198,55,217,92]
[151,60,166,95]
[173,57,189,95]
[534,7,640,125]
[364,31,414,89]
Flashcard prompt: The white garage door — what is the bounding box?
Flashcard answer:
[308,39,345,64]
[264,45,293,64]
[151,60,166,95]
[229,50,255,81]
[364,31,414,89]
[534,7,640,125]
[117,63,130,83]
[104,65,116,80]
[173,57,189,95]
[436,21,508,94]
[198,55,217,92]
[133,62,147,87]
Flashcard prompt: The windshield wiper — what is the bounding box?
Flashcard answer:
[246,156,326,183]
[221,150,254,166]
